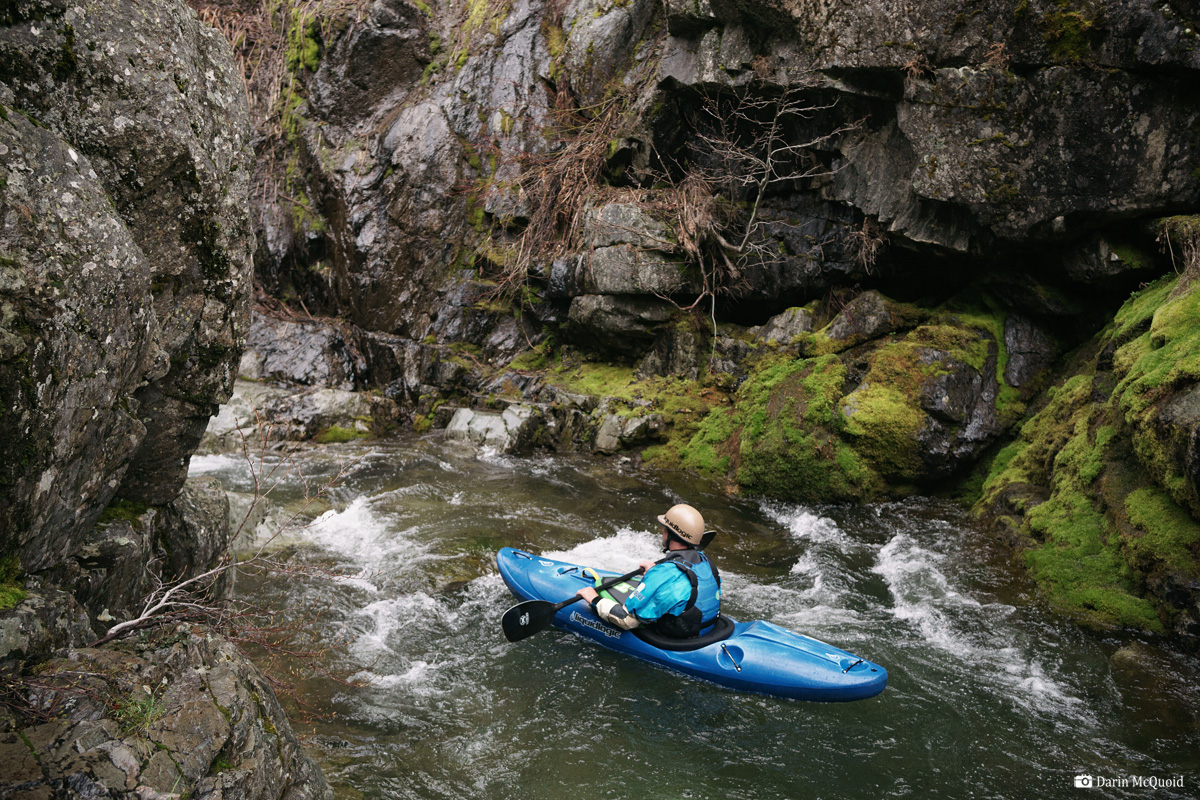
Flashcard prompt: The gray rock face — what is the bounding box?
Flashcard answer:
[0,627,331,800]
[0,0,254,568]
[241,312,365,390]
[567,294,675,354]
[200,379,387,451]
[753,307,814,345]
[68,477,232,632]
[636,327,704,379]
[562,0,659,105]
[0,110,163,573]
[1003,313,1058,389]
[309,0,430,120]
[0,589,95,671]
[916,348,1001,478]
[593,411,666,454]
[825,290,896,343]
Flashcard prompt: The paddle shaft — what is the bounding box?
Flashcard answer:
[501,557,668,642]
[551,564,648,612]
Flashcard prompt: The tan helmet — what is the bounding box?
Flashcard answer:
[657,503,706,547]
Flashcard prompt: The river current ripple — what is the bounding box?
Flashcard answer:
[190,436,1200,800]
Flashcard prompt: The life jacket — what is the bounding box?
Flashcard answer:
[651,549,721,639]
[600,550,721,639]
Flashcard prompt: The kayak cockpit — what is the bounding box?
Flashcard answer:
[632,616,735,651]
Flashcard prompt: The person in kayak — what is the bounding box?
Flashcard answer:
[575,503,721,639]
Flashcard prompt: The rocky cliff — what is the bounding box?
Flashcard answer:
[243,0,1199,640]
[1,1,331,796]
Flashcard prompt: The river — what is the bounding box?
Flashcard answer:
[189,435,1200,800]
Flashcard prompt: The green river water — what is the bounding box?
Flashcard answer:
[189,435,1200,800]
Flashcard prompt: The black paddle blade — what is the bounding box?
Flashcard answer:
[501,599,562,642]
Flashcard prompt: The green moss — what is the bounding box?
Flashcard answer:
[1025,489,1161,631]
[54,23,77,81]
[732,355,880,501]
[1124,487,1200,574]
[1108,242,1153,272]
[97,498,152,528]
[286,10,321,73]
[679,406,735,479]
[1041,0,1102,62]
[0,552,25,610]
[1114,283,1200,429]
[841,384,925,480]
[980,439,1030,497]
[1111,275,1173,343]
[315,425,368,444]
[412,414,433,434]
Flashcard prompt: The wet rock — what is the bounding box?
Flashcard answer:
[200,380,388,451]
[825,291,896,343]
[483,316,541,365]
[257,387,378,442]
[593,412,666,454]
[549,248,696,298]
[562,0,658,106]
[157,477,232,589]
[68,476,232,631]
[637,328,704,380]
[0,628,331,800]
[753,307,815,345]
[0,590,95,669]
[567,295,675,355]
[444,405,543,453]
[1003,314,1058,389]
[710,330,754,381]
[484,371,545,400]
[309,0,429,119]
[541,386,600,413]
[581,202,676,250]
[916,349,1001,478]
[359,331,441,405]
[240,312,365,390]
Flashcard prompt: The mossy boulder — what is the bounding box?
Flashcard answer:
[675,292,1037,500]
[975,268,1200,639]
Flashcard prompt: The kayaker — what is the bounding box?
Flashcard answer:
[575,503,721,639]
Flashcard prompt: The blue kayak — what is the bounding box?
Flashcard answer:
[497,547,887,702]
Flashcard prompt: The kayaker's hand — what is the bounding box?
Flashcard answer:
[637,561,656,573]
[577,587,598,603]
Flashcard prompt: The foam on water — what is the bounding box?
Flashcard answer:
[352,593,457,660]
[351,662,442,692]
[762,502,854,549]
[544,527,661,573]
[873,531,1090,721]
[305,496,427,568]
[187,452,247,475]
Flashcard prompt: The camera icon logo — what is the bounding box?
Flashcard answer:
[1075,775,1095,788]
